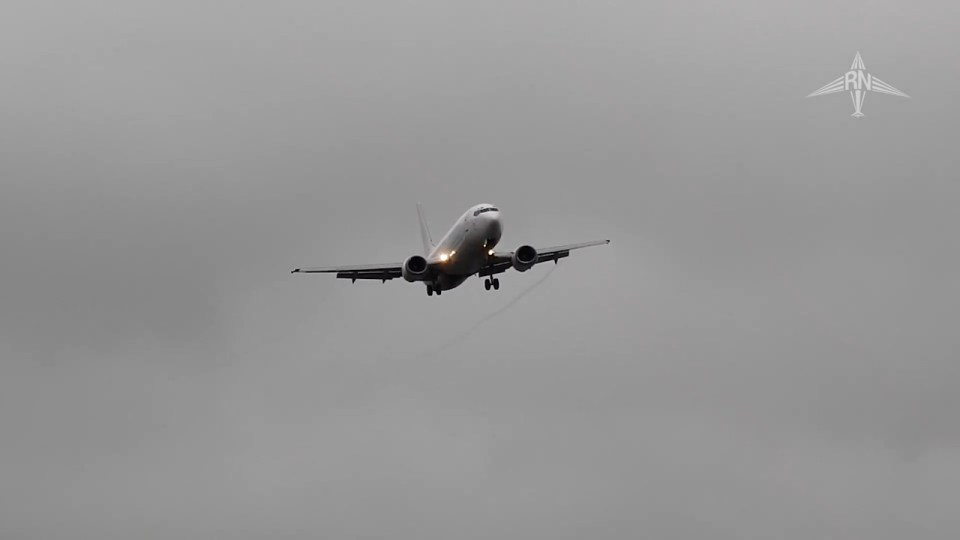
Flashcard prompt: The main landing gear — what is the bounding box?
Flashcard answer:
[426,284,442,296]
[483,277,500,291]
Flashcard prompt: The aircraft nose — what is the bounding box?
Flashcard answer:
[485,212,502,237]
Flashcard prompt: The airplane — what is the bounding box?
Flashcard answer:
[291,203,610,296]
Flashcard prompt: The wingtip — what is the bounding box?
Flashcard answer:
[291,268,300,274]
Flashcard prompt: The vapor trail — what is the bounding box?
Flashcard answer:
[423,265,557,358]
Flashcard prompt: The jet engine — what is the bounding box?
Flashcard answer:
[402,255,429,282]
[511,245,538,272]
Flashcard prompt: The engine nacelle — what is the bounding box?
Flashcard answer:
[511,245,538,272]
[402,255,429,282]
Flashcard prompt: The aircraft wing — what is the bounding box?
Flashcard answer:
[870,76,910,98]
[807,75,846,97]
[481,239,610,276]
[291,262,403,281]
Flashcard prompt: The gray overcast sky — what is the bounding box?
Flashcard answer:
[2,1,959,538]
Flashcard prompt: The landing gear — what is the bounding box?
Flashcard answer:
[483,278,500,291]
[429,283,441,296]
[427,285,433,296]
[492,278,499,290]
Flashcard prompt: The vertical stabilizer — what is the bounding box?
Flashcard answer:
[416,203,434,255]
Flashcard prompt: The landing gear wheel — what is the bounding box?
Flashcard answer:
[435,285,442,296]
[426,285,433,296]
[484,279,491,291]
[492,278,500,290]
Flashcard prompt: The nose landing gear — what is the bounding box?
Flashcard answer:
[426,284,442,296]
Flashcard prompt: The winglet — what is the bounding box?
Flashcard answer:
[416,203,434,255]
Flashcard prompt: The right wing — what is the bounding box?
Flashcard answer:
[481,239,610,276]
[291,262,403,282]
[531,240,611,262]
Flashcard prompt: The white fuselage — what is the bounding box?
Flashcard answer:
[427,203,503,291]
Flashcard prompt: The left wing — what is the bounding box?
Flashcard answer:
[291,262,402,282]
[480,239,610,277]
[807,75,846,98]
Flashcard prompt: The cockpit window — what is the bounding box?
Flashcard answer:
[473,207,499,216]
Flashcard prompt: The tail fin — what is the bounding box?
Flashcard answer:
[416,203,434,255]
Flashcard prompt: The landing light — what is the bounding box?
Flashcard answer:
[488,249,495,256]
[439,253,449,262]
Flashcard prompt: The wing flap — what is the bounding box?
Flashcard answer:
[477,261,512,277]
[335,269,402,281]
[292,262,403,281]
